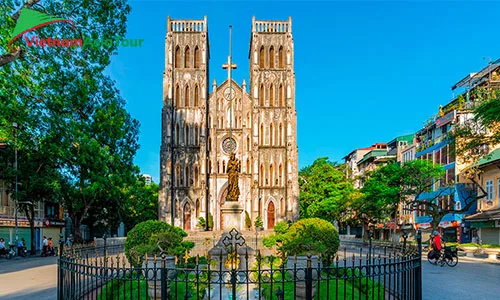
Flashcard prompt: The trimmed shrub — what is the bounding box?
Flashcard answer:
[197,217,206,229]
[207,213,214,229]
[280,218,339,257]
[245,211,252,229]
[255,215,263,228]
[125,220,192,266]
[262,221,290,248]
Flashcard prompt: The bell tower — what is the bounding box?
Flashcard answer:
[160,17,210,230]
[249,17,299,226]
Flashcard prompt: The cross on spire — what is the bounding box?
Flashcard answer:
[222,25,237,140]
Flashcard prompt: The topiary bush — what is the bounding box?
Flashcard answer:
[262,221,290,248]
[125,220,193,266]
[254,215,263,229]
[280,218,339,257]
[245,211,252,230]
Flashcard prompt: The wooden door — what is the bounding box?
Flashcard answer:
[183,202,191,231]
[267,202,275,229]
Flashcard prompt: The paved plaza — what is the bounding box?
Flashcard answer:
[1,255,499,300]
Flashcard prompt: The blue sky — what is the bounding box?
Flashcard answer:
[109,1,500,183]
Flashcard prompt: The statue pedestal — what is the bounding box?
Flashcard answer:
[221,202,243,231]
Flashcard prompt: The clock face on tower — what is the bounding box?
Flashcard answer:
[224,87,236,100]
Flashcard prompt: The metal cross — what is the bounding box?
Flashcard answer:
[222,228,246,249]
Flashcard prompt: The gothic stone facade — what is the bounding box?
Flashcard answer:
[159,16,299,231]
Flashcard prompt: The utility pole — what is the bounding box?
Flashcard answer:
[12,122,18,248]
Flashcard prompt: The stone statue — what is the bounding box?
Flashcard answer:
[226,152,241,201]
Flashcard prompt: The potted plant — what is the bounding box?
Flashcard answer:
[245,211,252,230]
[254,215,264,231]
[280,218,339,299]
[197,217,206,231]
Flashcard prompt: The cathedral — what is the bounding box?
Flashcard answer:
[159,16,299,231]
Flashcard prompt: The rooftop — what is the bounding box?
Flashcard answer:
[357,149,392,166]
[478,148,500,167]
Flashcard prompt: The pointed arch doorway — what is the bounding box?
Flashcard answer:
[183,202,191,231]
[267,202,275,229]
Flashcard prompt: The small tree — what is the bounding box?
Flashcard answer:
[244,211,252,230]
[197,217,206,229]
[207,213,214,230]
[254,215,263,229]
[280,218,339,257]
[125,220,193,267]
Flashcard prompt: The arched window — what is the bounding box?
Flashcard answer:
[260,123,264,144]
[270,164,274,186]
[194,166,199,187]
[185,125,189,145]
[217,160,220,173]
[260,164,264,185]
[185,166,189,186]
[208,160,212,173]
[279,164,283,186]
[194,85,199,107]
[279,123,283,146]
[247,158,251,173]
[270,85,274,107]
[278,46,284,68]
[184,46,190,68]
[176,124,180,144]
[175,46,181,68]
[175,164,180,186]
[247,136,250,151]
[223,161,226,173]
[259,46,265,68]
[194,125,199,145]
[196,199,200,218]
[185,85,190,107]
[194,46,201,68]
[175,85,180,107]
[247,113,250,127]
[208,137,211,151]
[270,123,274,145]
[260,84,265,106]
[279,84,284,107]
[269,46,275,68]
[174,199,179,217]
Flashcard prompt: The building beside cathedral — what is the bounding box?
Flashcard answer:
[159,16,299,231]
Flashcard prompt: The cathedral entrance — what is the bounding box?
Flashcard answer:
[183,202,191,231]
[267,202,275,229]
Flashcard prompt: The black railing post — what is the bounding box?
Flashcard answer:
[305,254,313,300]
[416,229,422,300]
[161,255,167,300]
[58,232,64,300]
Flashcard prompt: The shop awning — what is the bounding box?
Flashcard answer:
[465,208,500,222]
[438,214,462,228]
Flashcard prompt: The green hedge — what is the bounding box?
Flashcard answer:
[281,218,339,257]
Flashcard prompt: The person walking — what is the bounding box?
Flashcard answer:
[41,236,48,257]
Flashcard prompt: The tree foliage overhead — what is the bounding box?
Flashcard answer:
[453,89,500,167]
[0,0,142,243]
[299,157,357,223]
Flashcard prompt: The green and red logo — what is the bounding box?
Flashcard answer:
[8,8,74,49]
[8,8,144,50]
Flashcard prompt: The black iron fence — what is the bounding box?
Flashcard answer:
[57,230,423,300]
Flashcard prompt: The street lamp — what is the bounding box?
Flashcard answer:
[12,122,18,249]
